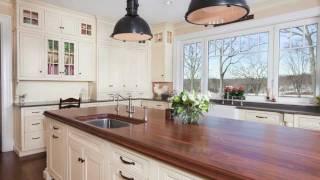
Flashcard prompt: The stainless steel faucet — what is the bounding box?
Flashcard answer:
[115,94,135,116]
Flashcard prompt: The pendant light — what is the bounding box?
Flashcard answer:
[185,0,250,26]
[111,0,152,42]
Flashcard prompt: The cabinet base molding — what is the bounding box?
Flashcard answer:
[13,145,45,157]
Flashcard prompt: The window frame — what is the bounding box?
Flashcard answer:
[176,16,320,104]
[273,18,320,104]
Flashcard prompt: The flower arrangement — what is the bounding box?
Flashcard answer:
[170,91,210,124]
[224,85,245,99]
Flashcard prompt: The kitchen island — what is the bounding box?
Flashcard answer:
[44,106,320,180]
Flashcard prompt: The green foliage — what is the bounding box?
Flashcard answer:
[170,91,210,124]
[316,96,320,106]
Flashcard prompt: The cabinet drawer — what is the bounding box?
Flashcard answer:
[294,115,320,131]
[141,101,169,110]
[110,165,145,180]
[112,146,149,177]
[23,107,57,117]
[245,110,283,125]
[25,131,45,150]
[25,117,44,132]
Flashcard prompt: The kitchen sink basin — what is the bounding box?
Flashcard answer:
[85,119,130,129]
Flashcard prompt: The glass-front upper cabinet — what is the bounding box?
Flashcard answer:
[19,5,44,29]
[47,39,59,75]
[64,42,75,76]
[46,38,77,77]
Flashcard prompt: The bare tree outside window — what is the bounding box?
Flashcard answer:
[208,32,269,96]
[183,42,202,92]
[279,23,318,98]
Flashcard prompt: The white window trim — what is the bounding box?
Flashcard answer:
[273,18,320,104]
[174,7,320,105]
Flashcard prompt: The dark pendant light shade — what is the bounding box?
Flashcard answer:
[185,0,250,26]
[111,0,152,42]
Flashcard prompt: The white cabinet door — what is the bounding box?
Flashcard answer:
[61,39,78,78]
[78,41,95,81]
[83,147,105,180]
[48,132,66,180]
[294,115,320,131]
[45,36,62,78]
[19,31,44,79]
[45,10,62,34]
[159,166,196,180]
[68,136,85,180]
[61,15,79,36]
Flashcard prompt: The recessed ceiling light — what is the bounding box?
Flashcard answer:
[165,0,174,5]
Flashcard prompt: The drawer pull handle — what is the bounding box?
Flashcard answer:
[120,156,135,165]
[52,135,59,139]
[32,137,40,140]
[32,123,41,126]
[32,111,40,114]
[156,105,162,107]
[256,116,267,119]
[119,171,134,180]
[53,126,59,130]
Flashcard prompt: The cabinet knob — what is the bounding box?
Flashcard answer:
[59,26,64,29]
[78,72,82,75]
[78,157,85,163]
[39,70,42,73]
[52,135,59,139]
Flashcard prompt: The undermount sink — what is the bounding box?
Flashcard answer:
[85,119,130,129]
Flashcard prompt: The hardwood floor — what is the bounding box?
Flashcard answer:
[0,152,46,180]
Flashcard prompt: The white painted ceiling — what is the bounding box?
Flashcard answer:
[41,0,265,24]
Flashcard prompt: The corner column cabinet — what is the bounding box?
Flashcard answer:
[45,118,204,180]
[151,25,174,82]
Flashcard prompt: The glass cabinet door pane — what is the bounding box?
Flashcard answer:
[64,42,75,76]
[48,39,59,75]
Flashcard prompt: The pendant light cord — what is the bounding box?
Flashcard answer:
[126,0,139,16]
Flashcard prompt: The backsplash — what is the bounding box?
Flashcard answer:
[15,81,91,103]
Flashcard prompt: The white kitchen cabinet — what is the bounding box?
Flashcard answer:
[48,120,67,180]
[151,25,173,82]
[18,31,44,79]
[46,118,204,180]
[68,136,85,180]
[45,36,78,79]
[68,129,106,180]
[238,110,284,125]
[97,42,151,99]
[78,41,95,81]
[45,10,79,36]
[14,106,58,157]
[294,115,320,131]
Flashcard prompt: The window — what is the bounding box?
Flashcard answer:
[278,23,318,98]
[178,17,319,103]
[208,32,269,96]
[183,42,202,92]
